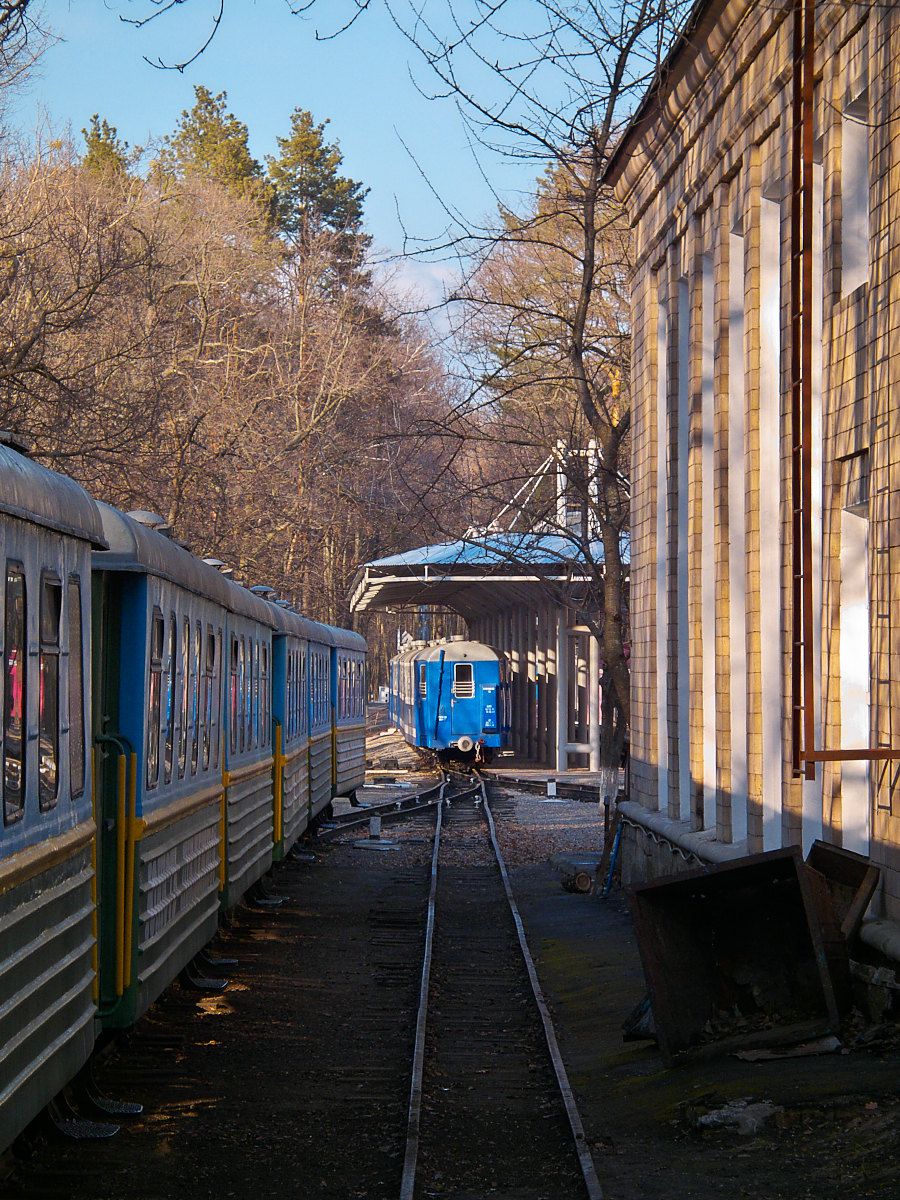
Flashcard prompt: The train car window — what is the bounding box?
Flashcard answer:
[203,627,215,771]
[418,662,426,699]
[261,643,269,747]
[299,648,307,737]
[296,652,303,734]
[230,636,239,754]
[67,577,85,798]
[251,640,259,748]
[191,621,201,775]
[239,636,247,753]
[286,650,294,741]
[312,651,320,729]
[38,575,62,810]
[147,609,164,790]
[3,564,26,823]
[213,629,222,769]
[164,614,176,784]
[452,662,474,699]
[178,617,189,778]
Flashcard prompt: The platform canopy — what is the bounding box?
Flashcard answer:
[349,530,615,621]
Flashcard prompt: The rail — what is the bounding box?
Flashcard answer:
[399,770,604,1200]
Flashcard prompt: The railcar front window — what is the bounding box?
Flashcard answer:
[148,611,164,788]
[3,565,26,823]
[452,662,474,699]
[39,575,62,810]
[67,578,85,797]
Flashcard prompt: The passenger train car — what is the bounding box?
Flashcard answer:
[0,437,366,1154]
[389,636,510,762]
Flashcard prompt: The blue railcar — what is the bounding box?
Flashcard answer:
[0,434,367,1152]
[332,627,367,802]
[389,636,510,762]
[0,438,105,1154]
[91,503,279,1024]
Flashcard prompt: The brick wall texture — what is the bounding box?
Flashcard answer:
[612,0,900,917]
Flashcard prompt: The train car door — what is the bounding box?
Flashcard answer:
[449,660,478,736]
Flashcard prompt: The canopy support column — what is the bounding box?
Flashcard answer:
[556,610,569,772]
[589,633,601,772]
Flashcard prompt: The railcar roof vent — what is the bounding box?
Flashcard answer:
[276,600,292,608]
[449,634,466,642]
[250,585,278,601]
[203,557,225,569]
[0,430,32,456]
[128,509,170,533]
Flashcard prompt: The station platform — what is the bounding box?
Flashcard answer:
[483,761,625,800]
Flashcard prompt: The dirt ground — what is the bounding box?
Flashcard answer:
[3,752,899,1200]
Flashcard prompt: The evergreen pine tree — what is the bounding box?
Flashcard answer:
[157,85,272,211]
[267,108,369,252]
[81,115,129,176]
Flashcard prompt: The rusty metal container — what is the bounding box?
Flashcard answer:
[805,839,880,942]
[630,847,842,1063]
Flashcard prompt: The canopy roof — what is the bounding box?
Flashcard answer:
[350,531,625,621]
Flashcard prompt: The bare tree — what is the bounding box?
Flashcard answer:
[294,0,692,779]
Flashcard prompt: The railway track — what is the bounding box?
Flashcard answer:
[400,772,602,1200]
[2,773,602,1200]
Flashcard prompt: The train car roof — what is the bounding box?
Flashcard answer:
[92,502,275,626]
[322,624,367,651]
[391,639,498,666]
[268,604,326,640]
[0,441,107,547]
[268,604,364,650]
[420,640,499,663]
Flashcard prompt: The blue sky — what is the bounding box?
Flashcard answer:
[9,0,541,305]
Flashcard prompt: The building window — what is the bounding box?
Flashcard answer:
[759,193,783,850]
[3,564,26,823]
[841,94,870,297]
[67,577,85,798]
[728,230,748,841]
[38,575,62,811]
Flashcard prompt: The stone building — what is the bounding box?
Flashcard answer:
[606,0,900,949]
